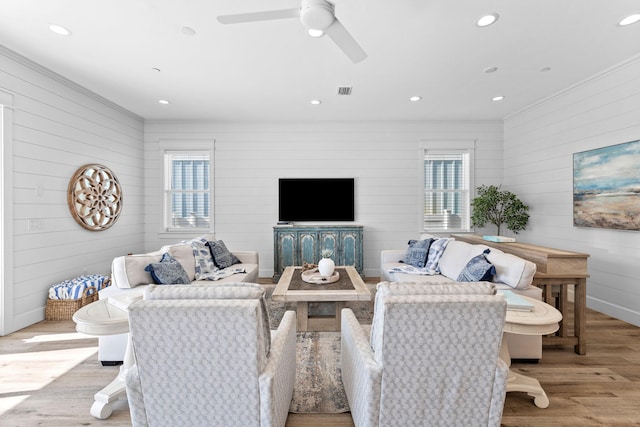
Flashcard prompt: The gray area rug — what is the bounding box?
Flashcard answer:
[290,331,347,413]
[264,283,376,413]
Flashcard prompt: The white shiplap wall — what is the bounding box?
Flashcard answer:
[0,47,145,334]
[504,54,640,326]
[144,120,503,279]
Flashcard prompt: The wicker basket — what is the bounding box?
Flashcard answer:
[45,277,111,321]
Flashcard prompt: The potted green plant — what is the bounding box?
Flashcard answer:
[471,185,530,236]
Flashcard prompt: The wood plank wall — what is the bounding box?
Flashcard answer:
[143,120,504,279]
[503,55,640,326]
[0,46,144,334]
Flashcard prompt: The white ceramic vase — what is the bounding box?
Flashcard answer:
[318,257,335,277]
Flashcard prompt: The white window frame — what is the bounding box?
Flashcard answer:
[419,140,475,233]
[159,140,214,233]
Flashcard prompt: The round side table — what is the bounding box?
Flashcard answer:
[73,298,132,419]
[502,294,563,408]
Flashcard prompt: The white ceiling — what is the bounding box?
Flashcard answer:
[1,0,639,121]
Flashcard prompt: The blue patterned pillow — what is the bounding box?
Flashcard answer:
[145,253,190,285]
[402,239,433,268]
[424,238,452,273]
[457,249,496,282]
[190,239,218,279]
[207,240,241,269]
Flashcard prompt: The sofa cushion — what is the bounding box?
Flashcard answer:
[424,237,453,274]
[485,250,536,289]
[189,239,219,280]
[457,249,496,282]
[207,240,241,269]
[370,281,496,359]
[145,253,190,285]
[164,244,196,281]
[437,240,490,281]
[113,254,163,289]
[402,239,433,268]
[143,283,271,356]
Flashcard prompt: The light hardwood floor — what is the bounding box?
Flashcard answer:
[1,295,639,426]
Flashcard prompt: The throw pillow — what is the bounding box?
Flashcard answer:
[457,249,496,282]
[190,238,219,280]
[145,253,190,285]
[424,237,452,273]
[207,240,241,269]
[401,238,433,268]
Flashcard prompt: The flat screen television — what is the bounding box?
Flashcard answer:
[278,178,355,222]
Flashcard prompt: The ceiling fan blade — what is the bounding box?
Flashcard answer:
[217,8,299,25]
[325,18,367,63]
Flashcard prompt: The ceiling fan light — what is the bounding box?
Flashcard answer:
[308,28,325,38]
[300,0,335,31]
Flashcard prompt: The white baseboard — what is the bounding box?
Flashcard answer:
[587,296,640,327]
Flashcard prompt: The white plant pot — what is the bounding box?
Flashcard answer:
[318,258,335,277]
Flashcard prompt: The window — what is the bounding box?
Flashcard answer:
[164,151,211,230]
[422,147,473,232]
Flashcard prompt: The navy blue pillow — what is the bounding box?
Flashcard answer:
[145,253,190,285]
[401,239,433,268]
[206,240,241,269]
[457,249,496,282]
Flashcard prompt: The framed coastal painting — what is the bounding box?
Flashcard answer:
[573,140,640,231]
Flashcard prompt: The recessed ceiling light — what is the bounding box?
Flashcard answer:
[477,13,499,27]
[618,14,640,26]
[483,66,498,73]
[409,96,422,102]
[310,99,322,105]
[158,99,170,105]
[540,67,552,72]
[181,26,196,36]
[308,29,325,38]
[492,95,505,102]
[48,24,72,36]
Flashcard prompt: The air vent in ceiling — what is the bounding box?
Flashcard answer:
[337,86,352,95]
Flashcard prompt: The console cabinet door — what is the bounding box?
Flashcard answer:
[339,230,362,272]
[298,231,318,265]
[274,231,297,280]
[319,231,338,263]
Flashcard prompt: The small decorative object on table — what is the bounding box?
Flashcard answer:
[318,249,335,277]
[482,235,516,243]
[301,268,340,284]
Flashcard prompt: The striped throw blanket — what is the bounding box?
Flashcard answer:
[48,274,109,300]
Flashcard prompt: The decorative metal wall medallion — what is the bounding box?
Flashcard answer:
[67,164,123,231]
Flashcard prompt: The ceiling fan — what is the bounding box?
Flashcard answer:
[217,0,367,64]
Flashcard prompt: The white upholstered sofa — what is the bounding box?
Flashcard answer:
[98,234,259,364]
[380,235,543,360]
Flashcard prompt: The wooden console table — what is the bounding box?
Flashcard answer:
[451,234,589,355]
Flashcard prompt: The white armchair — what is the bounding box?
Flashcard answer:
[341,282,508,427]
[125,283,296,427]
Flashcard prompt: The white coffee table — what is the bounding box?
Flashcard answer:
[73,298,133,419]
[502,294,563,408]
